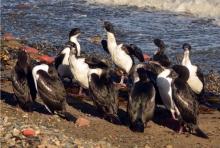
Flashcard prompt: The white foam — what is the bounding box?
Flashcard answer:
[86,0,220,26]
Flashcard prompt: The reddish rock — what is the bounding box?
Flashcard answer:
[39,55,54,63]
[143,54,151,60]
[20,46,39,54]
[23,129,35,136]
[17,4,31,9]
[2,33,13,39]
[75,118,90,126]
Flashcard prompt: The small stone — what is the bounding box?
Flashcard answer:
[39,55,54,63]
[9,140,16,146]
[75,118,90,126]
[47,145,58,148]
[2,33,13,39]
[55,140,60,146]
[166,145,172,148]
[98,140,106,145]
[145,146,151,148]
[37,145,46,148]
[22,129,35,137]
[20,46,39,54]
[4,133,12,140]
[12,128,20,136]
[73,139,80,144]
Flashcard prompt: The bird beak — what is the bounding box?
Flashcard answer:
[147,38,154,43]
[99,17,105,25]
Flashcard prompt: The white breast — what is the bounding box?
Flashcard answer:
[69,57,90,88]
[157,69,176,114]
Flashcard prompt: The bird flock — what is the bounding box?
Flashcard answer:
[11,18,209,139]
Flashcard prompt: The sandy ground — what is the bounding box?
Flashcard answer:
[1,68,220,148]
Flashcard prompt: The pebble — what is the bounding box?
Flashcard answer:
[12,128,20,136]
[166,145,172,148]
[4,133,12,140]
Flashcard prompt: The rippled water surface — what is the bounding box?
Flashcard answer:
[1,0,220,58]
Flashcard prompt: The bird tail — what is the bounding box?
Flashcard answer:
[106,114,122,125]
[63,111,77,123]
[129,118,144,133]
[195,127,209,139]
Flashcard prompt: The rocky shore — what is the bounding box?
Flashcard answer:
[1,34,220,148]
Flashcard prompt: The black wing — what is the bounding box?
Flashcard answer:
[101,39,110,54]
[55,53,66,69]
[172,81,199,126]
[121,44,144,63]
[130,44,144,62]
[11,67,31,104]
[27,65,37,101]
[85,56,109,69]
[89,73,118,116]
[37,70,66,113]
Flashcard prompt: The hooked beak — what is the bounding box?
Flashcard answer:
[99,17,105,25]
[148,38,154,43]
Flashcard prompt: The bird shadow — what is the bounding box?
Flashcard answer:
[151,105,180,132]
[1,90,51,115]
[66,96,129,126]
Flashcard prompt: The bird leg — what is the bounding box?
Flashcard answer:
[117,73,127,87]
[68,87,87,98]
[175,125,190,137]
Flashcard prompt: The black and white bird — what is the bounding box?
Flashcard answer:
[32,63,76,122]
[11,50,37,112]
[129,62,162,105]
[150,59,180,120]
[55,28,83,83]
[68,42,109,97]
[128,67,156,132]
[181,43,208,105]
[88,67,121,125]
[100,18,144,87]
[149,39,169,75]
[171,65,209,139]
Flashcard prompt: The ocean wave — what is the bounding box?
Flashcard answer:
[86,0,220,26]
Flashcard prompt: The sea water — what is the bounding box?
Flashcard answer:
[1,0,220,56]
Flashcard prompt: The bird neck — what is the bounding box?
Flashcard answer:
[107,32,117,52]
[70,36,81,56]
[159,69,172,78]
[182,50,191,66]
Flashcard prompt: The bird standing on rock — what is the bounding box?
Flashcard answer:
[32,63,77,122]
[55,28,83,84]
[171,65,209,139]
[68,42,110,97]
[100,18,144,87]
[181,43,209,106]
[11,50,37,112]
[88,67,122,125]
[128,67,156,132]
